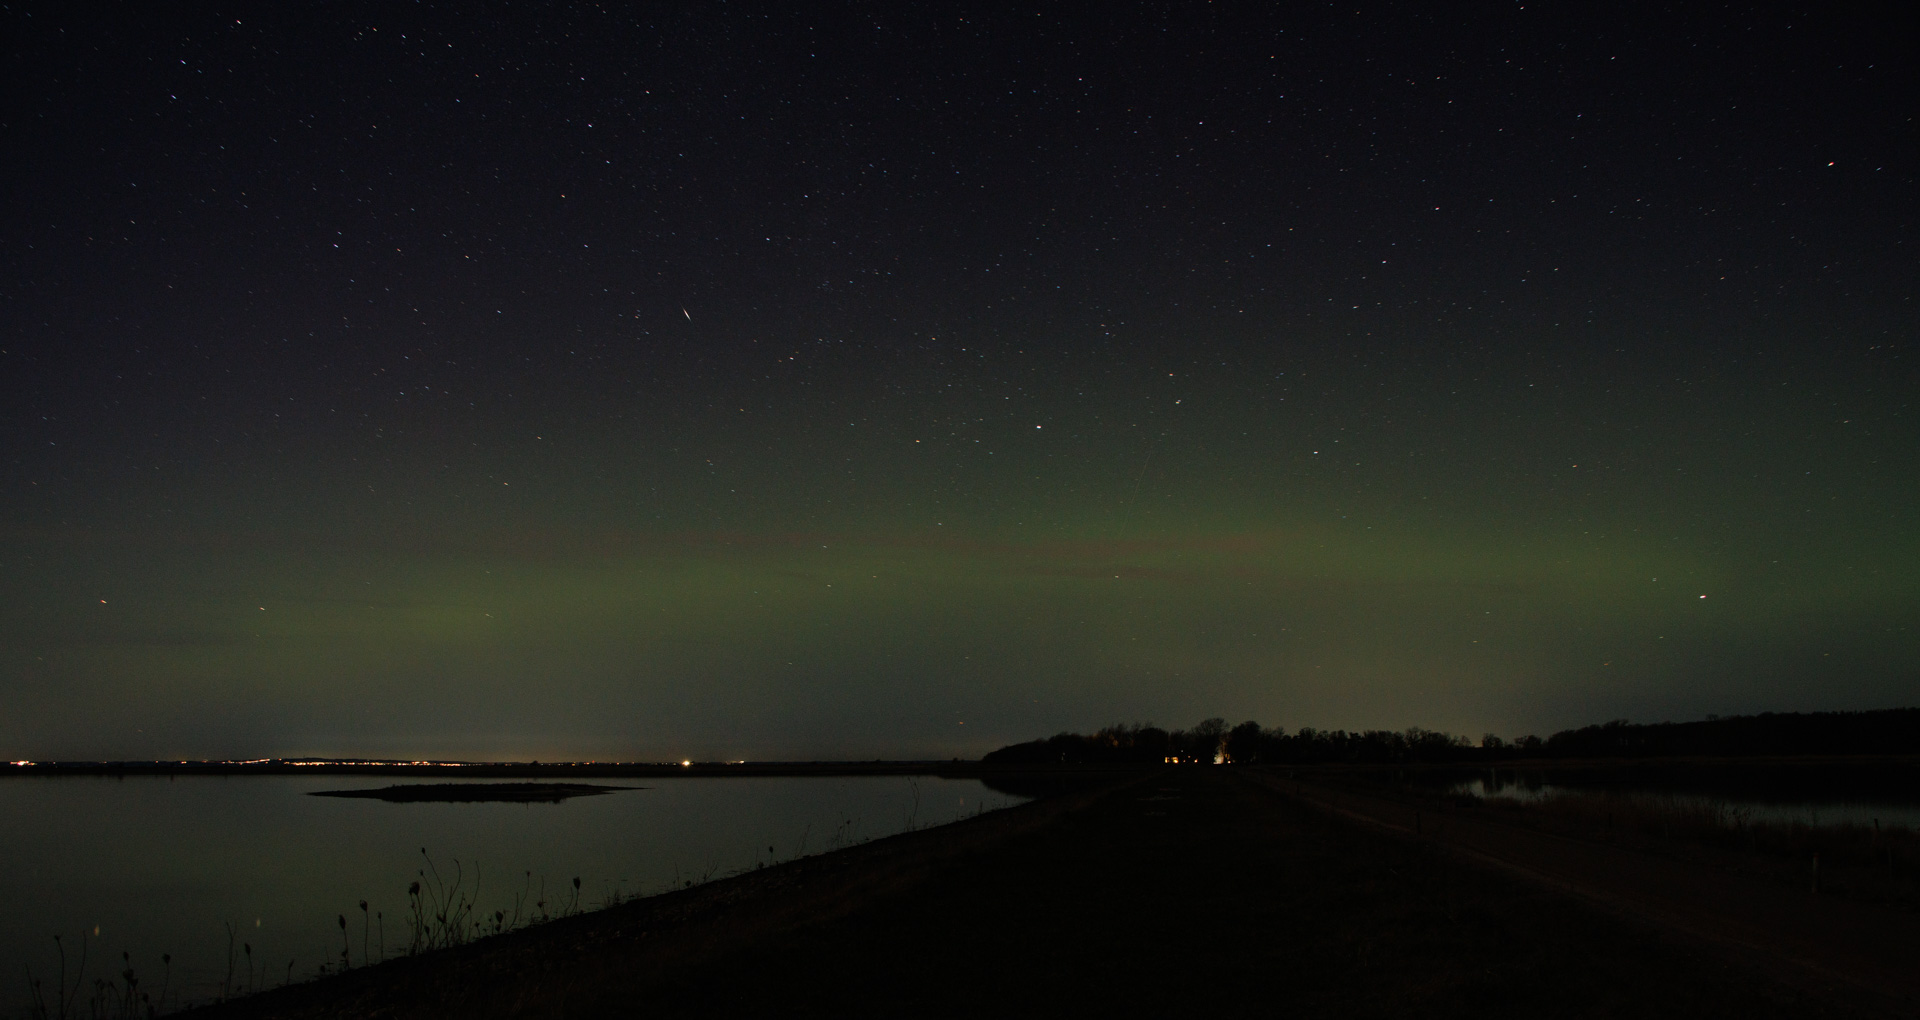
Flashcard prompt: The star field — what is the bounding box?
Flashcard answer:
[0,2,1912,760]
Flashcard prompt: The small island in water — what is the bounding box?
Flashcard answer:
[309,782,640,803]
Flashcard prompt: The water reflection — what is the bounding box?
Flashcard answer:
[0,775,1025,1014]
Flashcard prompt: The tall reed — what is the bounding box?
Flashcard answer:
[407,848,487,953]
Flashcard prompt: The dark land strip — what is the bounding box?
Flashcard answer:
[187,768,1898,1019]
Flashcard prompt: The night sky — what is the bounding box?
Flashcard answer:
[2,3,1912,761]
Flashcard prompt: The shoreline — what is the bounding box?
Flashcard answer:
[162,765,1917,1018]
[0,760,1149,779]
[6,753,1916,779]
[175,770,1141,1018]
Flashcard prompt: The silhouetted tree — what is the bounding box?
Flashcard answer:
[981,722,1176,764]
[1541,709,1920,758]
[1223,721,1265,763]
[982,708,1920,765]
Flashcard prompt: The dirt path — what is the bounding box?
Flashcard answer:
[1245,770,1920,1010]
[187,768,1903,1019]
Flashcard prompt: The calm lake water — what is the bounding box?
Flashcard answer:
[1,774,1026,1015]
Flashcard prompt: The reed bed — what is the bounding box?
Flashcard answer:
[25,939,171,1020]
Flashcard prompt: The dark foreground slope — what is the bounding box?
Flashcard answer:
[187,768,1902,1019]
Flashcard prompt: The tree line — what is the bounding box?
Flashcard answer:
[980,708,1920,765]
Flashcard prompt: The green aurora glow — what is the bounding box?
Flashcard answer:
[5,343,1912,760]
[1,4,1911,759]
